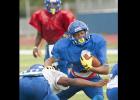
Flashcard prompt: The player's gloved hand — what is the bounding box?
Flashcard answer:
[33,47,42,58]
[80,56,93,70]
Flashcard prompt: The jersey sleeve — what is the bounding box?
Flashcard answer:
[51,41,61,60]
[29,11,42,33]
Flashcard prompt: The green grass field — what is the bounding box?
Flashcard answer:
[20,53,117,100]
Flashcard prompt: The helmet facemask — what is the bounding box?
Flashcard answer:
[70,30,90,46]
[44,0,61,14]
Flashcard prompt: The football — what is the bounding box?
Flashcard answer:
[81,50,101,67]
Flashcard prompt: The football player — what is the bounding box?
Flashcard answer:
[29,0,76,74]
[19,64,108,100]
[44,20,109,100]
[106,63,118,100]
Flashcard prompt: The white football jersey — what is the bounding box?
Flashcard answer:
[42,68,69,94]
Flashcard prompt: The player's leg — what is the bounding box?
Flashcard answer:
[56,86,81,100]
[20,76,52,100]
[43,87,59,100]
[44,44,54,60]
[43,94,59,100]
[83,86,103,100]
[20,77,27,100]
[56,72,81,100]
[20,77,34,100]
[83,75,104,100]
[44,44,50,61]
[106,88,118,100]
[92,95,104,100]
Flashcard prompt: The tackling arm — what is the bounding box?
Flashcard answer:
[89,64,109,75]
[57,77,108,87]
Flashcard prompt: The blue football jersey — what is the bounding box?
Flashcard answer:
[52,33,107,73]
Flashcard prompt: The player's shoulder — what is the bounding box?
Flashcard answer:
[60,9,72,14]
[90,33,105,39]
[59,10,74,16]
[54,38,71,48]
[90,33,106,43]
[32,9,45,15]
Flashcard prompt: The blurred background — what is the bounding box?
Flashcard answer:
[20,0,118,100]
[20,0,118,35]
[20,0,118,49]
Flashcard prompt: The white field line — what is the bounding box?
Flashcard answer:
[20,49,118,55]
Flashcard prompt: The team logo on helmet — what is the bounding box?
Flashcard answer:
[74,26,83,33]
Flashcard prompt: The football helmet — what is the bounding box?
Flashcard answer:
[44,0,61,14]
[67,20,90,46]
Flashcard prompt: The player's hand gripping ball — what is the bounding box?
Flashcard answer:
[80,50,101,70]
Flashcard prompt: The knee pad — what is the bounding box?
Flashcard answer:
[92,95,103,100]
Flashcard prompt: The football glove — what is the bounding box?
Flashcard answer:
[80,56,93,70]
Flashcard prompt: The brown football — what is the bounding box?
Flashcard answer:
[83,54,101,67]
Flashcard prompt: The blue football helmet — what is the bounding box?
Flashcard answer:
[67,20,90,46]
[44,0,61,14]
[26,64,44,72]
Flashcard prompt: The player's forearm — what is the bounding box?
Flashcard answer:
[38,39,46,49]
[69,78,101,87]
[89,65,109,75]
[58,77,101,87]
[35,32,42,47]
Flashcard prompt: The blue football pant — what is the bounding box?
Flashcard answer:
[107,88,118,100]
[44,44,50,61]
[57,75,103,100]
[20,76,59,100]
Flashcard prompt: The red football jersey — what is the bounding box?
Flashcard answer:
[29,9,76,44]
